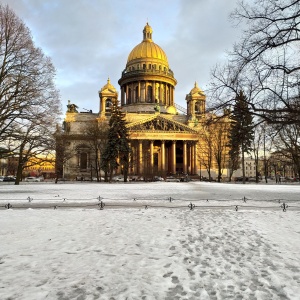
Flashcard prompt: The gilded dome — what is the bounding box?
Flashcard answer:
[127,23,169,67]
[100,78,116,93]
[190,82,204,95]
[166,105,177,115]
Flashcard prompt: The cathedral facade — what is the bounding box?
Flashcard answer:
[56,23,226,180]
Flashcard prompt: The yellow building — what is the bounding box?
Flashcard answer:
[56,23,228,180]
[23,155,55,178]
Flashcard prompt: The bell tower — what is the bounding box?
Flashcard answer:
[99,78,118,117]
[186,82,206,120]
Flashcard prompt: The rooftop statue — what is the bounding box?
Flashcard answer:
[67,100,78,113]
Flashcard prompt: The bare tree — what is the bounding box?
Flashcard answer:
[0,4,61,183]
[83,119,109,182]
[273,124,300,178]
[10,101,60,185]
[214,121,230,183]
[208,0,300,125]
[198,123,213,181]
[251,125,265,183]
[54,135,75,183]
[205,117,230,182]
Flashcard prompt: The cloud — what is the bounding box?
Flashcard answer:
[4,0,241,114]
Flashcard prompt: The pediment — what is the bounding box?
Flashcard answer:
[127,115,197,133]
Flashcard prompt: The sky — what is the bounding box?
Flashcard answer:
[3,0,242,116]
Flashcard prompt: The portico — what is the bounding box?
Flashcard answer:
[126,114,198,176]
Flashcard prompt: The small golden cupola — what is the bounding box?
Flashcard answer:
[143,22,153,41]
[186,82,206,119]
[118,23,177,111]
[99,78,118,116]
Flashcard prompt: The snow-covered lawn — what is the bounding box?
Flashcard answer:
[0,182,299,300]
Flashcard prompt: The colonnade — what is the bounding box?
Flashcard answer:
[120,80,175,106]
[129,139,198,176]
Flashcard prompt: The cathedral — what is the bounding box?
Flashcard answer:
[56,23,227,180]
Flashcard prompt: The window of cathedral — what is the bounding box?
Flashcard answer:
[128,88,132,104]
[148,64,151,69]
[106,99,112,110]
[135,86,138,101]
[147,86,153,102]
[143,64,146,69]
[80,153,88,170]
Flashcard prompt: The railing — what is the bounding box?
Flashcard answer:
[0,196,298,212]
[121,68,175,78]
[174,103,187,115]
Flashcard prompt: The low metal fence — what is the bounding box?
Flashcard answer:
[0,196,299,212]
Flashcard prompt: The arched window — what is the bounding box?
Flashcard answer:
[106,99,112,111]
[195,101,202,113]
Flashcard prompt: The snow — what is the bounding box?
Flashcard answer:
[0,181,300,300]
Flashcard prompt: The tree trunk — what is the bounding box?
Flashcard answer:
[15,156,24,185]
[217,164,222,182]
[229,167,234,182]
[264,160,268,183]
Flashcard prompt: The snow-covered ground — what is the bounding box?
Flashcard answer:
[0,181,299,300]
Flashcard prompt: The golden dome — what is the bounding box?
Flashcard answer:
[166,105,177,115]
[127,23,169,66]
[100,78,116,92]
[190,82,204,95]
